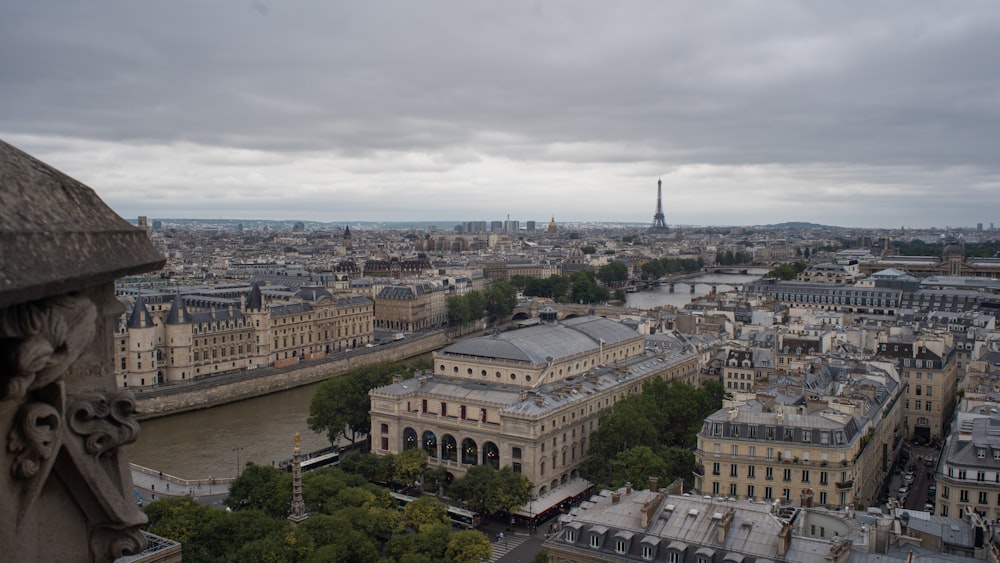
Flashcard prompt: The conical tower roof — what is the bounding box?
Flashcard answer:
[166,294,190,324]
[245,282,263,311]
[127,297,156,329]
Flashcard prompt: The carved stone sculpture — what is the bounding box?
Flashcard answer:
[1,140,165,561]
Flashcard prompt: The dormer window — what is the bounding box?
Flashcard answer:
[590,534,602,548]
[977,447,986,459]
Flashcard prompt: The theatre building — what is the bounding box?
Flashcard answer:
[369,309,699,510]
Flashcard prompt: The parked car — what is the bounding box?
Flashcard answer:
[923,502,934,512]
[925,456,936,467]
[928,484,937,496]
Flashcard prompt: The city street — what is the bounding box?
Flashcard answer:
[889,443,941,513]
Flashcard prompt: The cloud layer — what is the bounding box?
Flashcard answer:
[2,1,999,227]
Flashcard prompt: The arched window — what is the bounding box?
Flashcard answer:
[461,438,478,465]
[403,428,418,450]
[482,441,500,469]
[422,431,438,458]
[442,434,457,462]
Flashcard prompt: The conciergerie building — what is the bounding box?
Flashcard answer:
[369,307,698,500]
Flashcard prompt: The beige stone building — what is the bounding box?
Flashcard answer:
[373,281,448,332]
[114,283,373,388]
[935,395,1000,520]
[695,359,903,509]
[875,332,958,441]
[369,312,699,497]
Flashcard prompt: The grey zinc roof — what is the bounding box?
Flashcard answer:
[440,316,638,364]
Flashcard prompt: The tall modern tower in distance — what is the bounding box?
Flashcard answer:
[649,178,669,234]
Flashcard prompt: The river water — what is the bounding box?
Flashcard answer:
[129,271,766,479]
[128,380,332,480]
[625,270,766,309]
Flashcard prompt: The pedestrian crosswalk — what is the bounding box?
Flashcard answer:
[487,533,528,562]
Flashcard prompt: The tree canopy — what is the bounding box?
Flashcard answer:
[448,465,532,516]
[308,358,430,446]
[597,261,630,287]
[580,379,724,488]
[640,257,704,279]
[763,261,808,280]
[150,464,491,563]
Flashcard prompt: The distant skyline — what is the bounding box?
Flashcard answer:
[3,2,1000,228]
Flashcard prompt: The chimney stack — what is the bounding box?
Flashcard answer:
[649,476,659,492]
[717,507,735,543]
[777,522,793,556]
[625,482,633,495]
[611,492,621,504]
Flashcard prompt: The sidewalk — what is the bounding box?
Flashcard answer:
[131,466,230,499]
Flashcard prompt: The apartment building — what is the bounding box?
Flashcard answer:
[695,360,903,509]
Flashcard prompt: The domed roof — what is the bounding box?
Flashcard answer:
[943,240,964,256]
[295,286,333,301]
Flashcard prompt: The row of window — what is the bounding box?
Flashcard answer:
[707,423,848,445]
[710,463,846,485]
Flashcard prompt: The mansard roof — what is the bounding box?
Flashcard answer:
[189,308,245,325]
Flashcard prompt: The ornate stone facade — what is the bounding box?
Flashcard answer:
[1,140,164,561]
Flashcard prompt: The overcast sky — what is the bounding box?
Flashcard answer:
[3,1,999,228]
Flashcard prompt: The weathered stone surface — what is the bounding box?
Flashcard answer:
[1,139,165,562]
[0,139,165,309]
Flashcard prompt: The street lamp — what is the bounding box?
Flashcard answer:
[232,447,245,478]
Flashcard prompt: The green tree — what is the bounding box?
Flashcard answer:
[225,463,292,518]
[449,465,531,516]
[307,375,358,444]
[580,245,597,255]
[445,530,493,563]
[384,522,452,562]
[581,380,723,486]
[532,548,550,563]
[597,261,629,287]
[570,271,610,304]
[144,497,226,563]
[483,280,517,321]
[607,445,671,488]
[234,528,315,563]
[422,466,450,496]
[763,261,808,280]
[400,495,450,532]
[447,294,471,326]
[395,448,429,486]
[339,451,397,485]
[309,360,427,447]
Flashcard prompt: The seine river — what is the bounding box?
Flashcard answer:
[625,270,766,309]
[128,381,332,480]
[129,270,765,479]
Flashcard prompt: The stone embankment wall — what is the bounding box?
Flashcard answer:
[135,332,450,420]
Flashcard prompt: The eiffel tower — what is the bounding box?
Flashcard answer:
[649,178,669,233]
